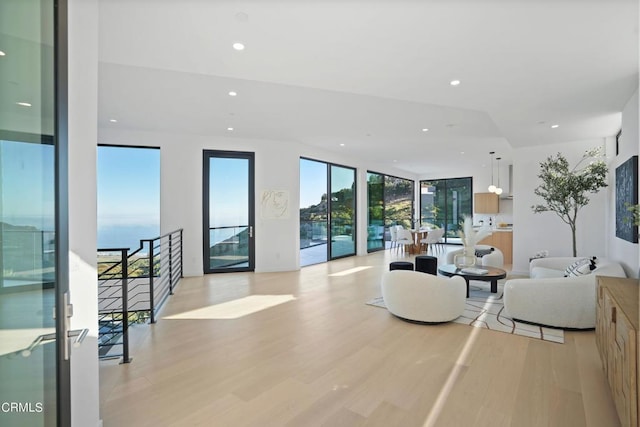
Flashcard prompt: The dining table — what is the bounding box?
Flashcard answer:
[408,229,429,254]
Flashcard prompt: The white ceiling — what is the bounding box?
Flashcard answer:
[97,0,639,175]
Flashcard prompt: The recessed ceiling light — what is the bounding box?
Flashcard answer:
[460,151,465,155]
[551,124,559,129]
[450,80,461,86]
[422,128,429,132]
[0,51,6,57]
[233,42,245,51]
[109,119,117,123]
[227,127,234,131]
[393,160,397,162]
[16,102,31,107]
[228,91,237,96]
[340,143,345,146]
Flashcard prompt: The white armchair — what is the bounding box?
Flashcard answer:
[445,244,504,268]
[381,270,466,322]
[503,257,626,328]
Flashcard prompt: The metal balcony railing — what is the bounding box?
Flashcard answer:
[97,228,183,362]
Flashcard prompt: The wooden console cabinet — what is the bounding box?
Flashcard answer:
[596,276,639,427]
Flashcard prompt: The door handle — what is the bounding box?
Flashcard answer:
[249,226,253,238]
[21,332,56,357]
[50,292,88,360]
[69,328,89,347]
[20,328,89,357]
[20,328,88,358]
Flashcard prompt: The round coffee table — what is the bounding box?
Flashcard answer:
[437,264,507,298]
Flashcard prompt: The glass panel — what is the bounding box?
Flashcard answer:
[330,165,355,258]
[208,157,250,270]
[299,159,328,266]
[0,0,58,424]
[421,179,445,229]
[420,177,472,243]
[445,178,472,243]
[367,172,385,252]
[97,146,160,252]
[384,176,414,230]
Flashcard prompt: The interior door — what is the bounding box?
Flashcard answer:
[203,150,255,273]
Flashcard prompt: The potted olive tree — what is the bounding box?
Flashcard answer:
[628,203,640,226]
[531,147,608,257]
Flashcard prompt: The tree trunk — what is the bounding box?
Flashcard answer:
[571,223,577,257]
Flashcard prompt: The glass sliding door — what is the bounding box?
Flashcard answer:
[203,150,255,273]
[384,176,414,230]
[329,165,356,259]
[366,172,415,252]
[366,172,385,251]
[299,159,328,266]
[0,0,69,425]
[299,158,357,265]
[420,177,472,244]
[444,177,472,243]
[420,181,440,228]
[0,138,58,427]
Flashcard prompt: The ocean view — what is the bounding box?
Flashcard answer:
[97,224,160,252]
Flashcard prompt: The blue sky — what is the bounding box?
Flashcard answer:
[0,142,161,234]
[209,157,249,227]
[0,140,55,229]
[97,146,160,226]
[5,142,348,229]
[300,159,327,208]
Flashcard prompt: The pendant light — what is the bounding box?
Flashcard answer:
[488,151,497,193]
[495,157,503,195]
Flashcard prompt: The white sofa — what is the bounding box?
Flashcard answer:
[381,270,466,322]
[445,244,504,268]
[503,257,626,329]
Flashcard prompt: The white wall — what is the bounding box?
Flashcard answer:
[606,90,639,278]
[68,0,100,425]
[512,139,609,275]
[98,128,416,275]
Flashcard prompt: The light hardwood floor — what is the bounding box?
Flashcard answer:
[99,249,620,426]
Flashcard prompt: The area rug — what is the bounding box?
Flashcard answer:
[366,282,564,344]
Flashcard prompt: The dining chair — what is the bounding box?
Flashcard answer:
[396,228,414,254]
[420,228,445,254]
[389,225,398,250]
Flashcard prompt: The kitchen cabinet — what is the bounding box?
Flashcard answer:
[474,192,499,214]
[478,230,512,264]
[596,277,638,427]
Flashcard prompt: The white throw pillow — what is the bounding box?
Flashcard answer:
[564,258,591,277]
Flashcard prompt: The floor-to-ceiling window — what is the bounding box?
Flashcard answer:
[329,164,356,258]
[366,172,385,251]
[367,172,415,252]
[420,177,472,244]
[384,175,414,229]
[300,159,328,266]
[300,158,356,266]
[97,145,160,251]
[0,0,70,425]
